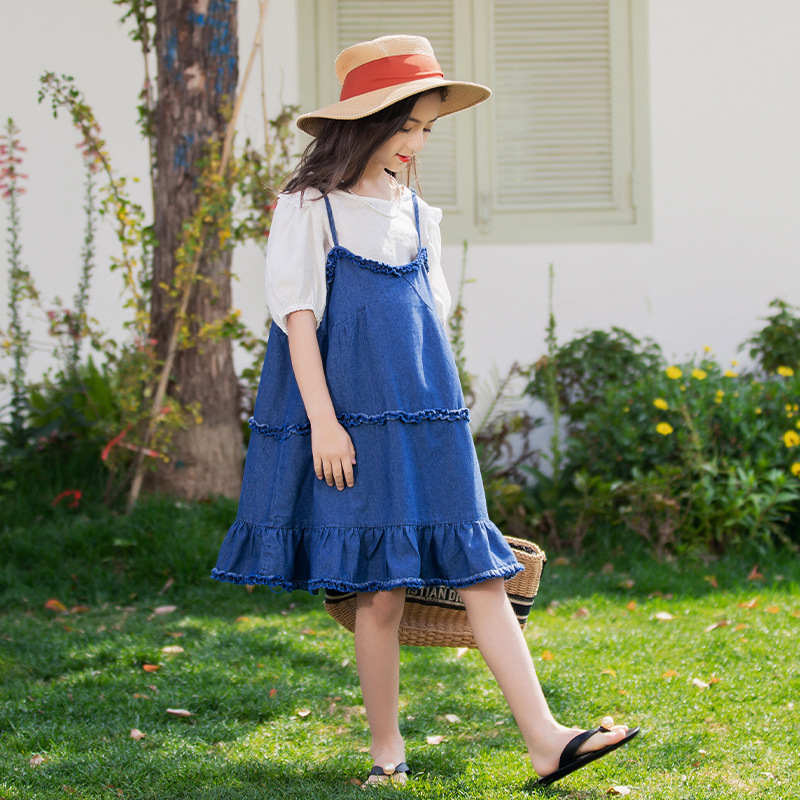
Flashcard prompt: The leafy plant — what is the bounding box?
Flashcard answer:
[526,326,663,429]
[0,118,36,448]
[741,298,800,374]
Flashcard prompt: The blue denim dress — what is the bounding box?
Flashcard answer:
[212,192,522,593]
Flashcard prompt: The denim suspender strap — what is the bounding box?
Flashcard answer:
[410,189,422,248]
[323,195,339,247]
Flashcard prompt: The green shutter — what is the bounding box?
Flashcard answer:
[491,0,619,210]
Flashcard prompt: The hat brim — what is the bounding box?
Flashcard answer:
[296,79,490,136]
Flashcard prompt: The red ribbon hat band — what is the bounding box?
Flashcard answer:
[340,53,444,101]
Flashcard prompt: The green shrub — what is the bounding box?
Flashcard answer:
[742,298,800,374]
[526,327,663,428]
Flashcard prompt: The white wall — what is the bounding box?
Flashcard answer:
[2,1,799,394]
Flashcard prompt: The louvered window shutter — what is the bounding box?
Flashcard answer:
[492,0,615,209]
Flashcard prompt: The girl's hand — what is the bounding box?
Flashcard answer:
[311,417,356,490]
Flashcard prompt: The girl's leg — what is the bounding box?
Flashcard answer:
[354,588,407,766]
[459,578,629,778]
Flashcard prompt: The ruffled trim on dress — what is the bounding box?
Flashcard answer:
[249,407,470,441]
[326,245,428,285]
[211,518,523,593]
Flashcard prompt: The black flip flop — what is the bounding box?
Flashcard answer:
[366,761,410,785]
[535,725,640,787]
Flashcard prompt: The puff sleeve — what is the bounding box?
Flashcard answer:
[422,203,451,327]
[265,191,330,334]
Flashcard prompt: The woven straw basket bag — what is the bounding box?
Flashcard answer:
[324,537,546,648]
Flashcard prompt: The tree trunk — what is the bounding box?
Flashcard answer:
[151,0,243,499]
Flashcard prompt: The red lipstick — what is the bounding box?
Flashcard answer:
[397,154,411,163]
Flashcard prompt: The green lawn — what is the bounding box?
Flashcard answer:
[1,493,799,799]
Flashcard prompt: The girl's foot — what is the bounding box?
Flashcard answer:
[530,717,636,782]
[368,740,407,782]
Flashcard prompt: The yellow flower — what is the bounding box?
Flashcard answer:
[653,398,669,410]
[692,369,708,380]
[755,407,762,415]
[703,345,712,353]
[666,366,682,380]
[724,370,738,378]
[657,422,674,436]
[623,406,630,413]
[715,390,725,404]
[731,360,738,367]
[783,430,800,448]
[792,463,800,477]
[777,366,795,377]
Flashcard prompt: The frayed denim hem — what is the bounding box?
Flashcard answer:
[210,561,523,595]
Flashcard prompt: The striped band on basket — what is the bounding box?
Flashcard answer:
[324,536,546,648]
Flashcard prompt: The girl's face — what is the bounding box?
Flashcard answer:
[368,92,442,176]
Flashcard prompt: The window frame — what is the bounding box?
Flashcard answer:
[296,0,651,244]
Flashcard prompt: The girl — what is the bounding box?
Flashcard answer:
[212,34,638,787]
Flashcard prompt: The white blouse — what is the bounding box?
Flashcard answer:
[265,186,451,334]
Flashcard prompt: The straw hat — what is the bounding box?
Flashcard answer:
[296,35,491,136]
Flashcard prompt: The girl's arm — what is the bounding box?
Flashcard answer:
[286,309,356,490]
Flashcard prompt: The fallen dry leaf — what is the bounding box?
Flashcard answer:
[296,708,312,718]
[132,693,149,700]
[708,676,720,684]
[142,664,160,673]
[444,714,461,724]
[130,728,146,740]
[300,628,316,635]
[735,623,748,631]
[573,607,591,619]
[607,785,631,796]
[45,599,67,613]
[348,777,363,787]
[159,577,175,594]
[739,598,758,610]
[792,609,800,618]
[704,575,719,588]
[766,606,780,614]
[626,601,637,611]
[692,678,710,689]
[70,605,90,614]
[747,565,764,581]
[540,650,554,661]
[705,620,729,632]
[341,658,351,668]
[245,584,255,593]
[153,605,177,615]
[601,563,614,574]
[235,616,250,623]
[553,556,570,566]
[661,669,678,679]
[601,668,617,677]
[160,645,184,655]
[618,579,635,590]
[654,611,673,621]
[426,735,445,745]
[166,708,193,717]
[269,688,278,698]
[29,754,47,766]
[146,684,159,693]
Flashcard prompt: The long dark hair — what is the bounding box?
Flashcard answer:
[282,88,447,200]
